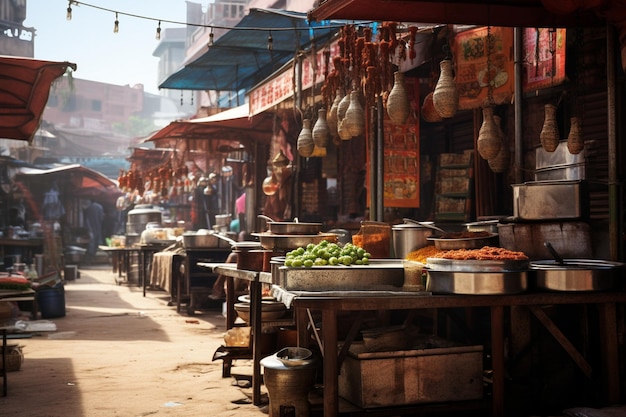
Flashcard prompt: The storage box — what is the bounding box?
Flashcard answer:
[339,343,483,408]
[512,180,588,220]
[497,221,592,260]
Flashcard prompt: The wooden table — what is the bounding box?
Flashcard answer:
[0,238,44,265]
[0,288,36,396]
[290,291,626,417]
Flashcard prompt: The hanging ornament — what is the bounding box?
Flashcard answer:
[477,106,501,160]
[271,150,290,169]
[262,171,279,196]
[567,116,584,154]
[488,115,510,173]
[312,107,330,148]
[432,59,459,118]
[421,91,443,123]
[540,103,560,152]
[343,90,365,137]
[387,71,410,125]
[328,89,342,135]
[337,92,351,128]
[297,119,315,157]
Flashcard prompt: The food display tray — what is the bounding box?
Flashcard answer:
[426,270,528,295]
[426,257,529,272]
[275,259,404,291]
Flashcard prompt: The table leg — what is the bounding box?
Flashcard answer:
[597,302,620,403]
[2,328,6,396]
[491,305,505,417]
[250,280,262,405]
[141,250,146,297]
[322,308,338,417]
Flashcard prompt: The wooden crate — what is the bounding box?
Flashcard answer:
[339,343,483,408]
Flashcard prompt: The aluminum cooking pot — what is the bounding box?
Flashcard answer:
[391,222,435,259]
[530,259,624,292]
[258,214,322,235]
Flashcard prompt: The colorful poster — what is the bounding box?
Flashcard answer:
[382,121,420,208]
[453,26,515,110]
[522,28,566,91]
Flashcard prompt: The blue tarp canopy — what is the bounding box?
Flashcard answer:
[159,8,339,92]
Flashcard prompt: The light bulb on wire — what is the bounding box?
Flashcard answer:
[267,31,273,51]
[113,12,119,33]
[155,20,161,40]
[66,0,73,21]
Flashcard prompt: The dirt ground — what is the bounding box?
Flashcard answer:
[0,264,270,417]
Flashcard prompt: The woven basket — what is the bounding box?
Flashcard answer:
[0,345,24,372]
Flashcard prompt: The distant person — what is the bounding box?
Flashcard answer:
[84,200,104,257]
[204,173,219,228]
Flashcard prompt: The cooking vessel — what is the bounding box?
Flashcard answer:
[182,232,225,248]
[258,214,322,235]
[252,232,338,250]
[391,221,435,259]
[126,204,162,235]
[427,233,498,250]
[530,259,624,292]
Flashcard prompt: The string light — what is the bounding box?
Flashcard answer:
[208,27,214,46]
[113,12,119,33]
[66,0,73,21]
[62,1,354,37]
[156,20,161,40]
[267,31,273,51]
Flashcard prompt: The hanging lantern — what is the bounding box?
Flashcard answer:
[540,103,560,152]
[567,116,584,154]
[343,90,365,137]
[337,92,351,128]
[312,107,330,148]
[432,59,459,118]
[297,119,314,157]
[262,171,279,196]
[477,106,501,160]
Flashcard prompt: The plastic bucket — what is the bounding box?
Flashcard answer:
[37,285,66,319]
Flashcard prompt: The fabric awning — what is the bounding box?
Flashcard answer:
[144,103,274,146]
[307,0,604,28]
[159,8,339,92]
[0,56,76,142]
[16,164,122,199]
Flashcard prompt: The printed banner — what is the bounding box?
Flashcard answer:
[522,28,566,91]
[453,26,515,110]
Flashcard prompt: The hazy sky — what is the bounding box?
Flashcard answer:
[24,0,190,95]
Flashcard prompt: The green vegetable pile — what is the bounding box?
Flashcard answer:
[284,240,371,267]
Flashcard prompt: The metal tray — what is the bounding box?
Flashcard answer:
[275,259,404,291]
[426,257,529,272]
[427,233,498,250]
[426,270,528,294]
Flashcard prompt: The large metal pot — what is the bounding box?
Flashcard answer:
[392,223,434,259]
[530,259,624,291]
[126,204,162,235]
[258,215,322,235]
[252,232,337,250]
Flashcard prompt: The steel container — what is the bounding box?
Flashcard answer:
[530,259,624,291]
[126,204,162,235]
[426,270,528,294]
[391,223,434,259]
[512,180,588,220]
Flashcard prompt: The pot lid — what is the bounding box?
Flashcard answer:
[392,222,434,230]
[128,204,162,215]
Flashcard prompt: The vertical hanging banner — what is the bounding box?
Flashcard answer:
[453,26,515,110]
[522,28,566,91]
[380,76,420,208]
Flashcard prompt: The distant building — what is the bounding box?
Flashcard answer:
[0,0,33,57]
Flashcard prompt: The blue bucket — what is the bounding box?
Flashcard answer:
[37,285,66,319]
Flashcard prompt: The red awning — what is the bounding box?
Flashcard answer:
[144,103,274,148]
[0,55,76,142]
[308,0,604,28]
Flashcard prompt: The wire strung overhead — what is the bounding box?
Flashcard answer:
[65,0,353,35]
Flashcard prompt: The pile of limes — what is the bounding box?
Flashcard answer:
[284,240,371,267]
